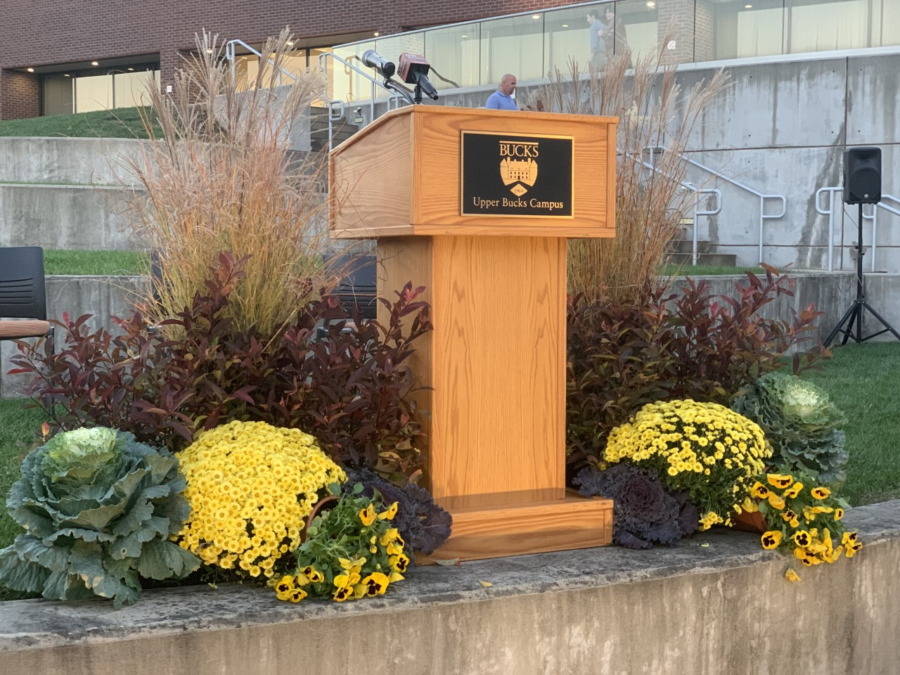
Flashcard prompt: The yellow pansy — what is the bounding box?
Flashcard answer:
[761,531,783,550]
[767,474,794,489]
[275,576,294,594]
[783,482,803,499]
[389,553,410,573]
[362,572,390,597]
[792,530,811,548]
[333,586,353,602]
[300,566,324,583]
[750,482,771,499]
[810,487,831,500]
[767,493,786,510]
[835,507,844,521]
[378,502,399,521]
[784,568,801,583]
[288,588,307,603]
[359,504,376,526]
[741,497,759,513]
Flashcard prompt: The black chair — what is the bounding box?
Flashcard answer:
[0,247,54,352]
[326,253,378,320]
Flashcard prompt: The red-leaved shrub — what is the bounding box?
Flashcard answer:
[566,265,826,470]
[11,253,431,481]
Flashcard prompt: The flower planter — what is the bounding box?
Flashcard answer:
[300,495,339,543]
[732,509,767,534]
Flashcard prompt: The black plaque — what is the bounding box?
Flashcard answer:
[461,131,574,218]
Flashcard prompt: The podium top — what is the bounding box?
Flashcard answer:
[329,105,617,239]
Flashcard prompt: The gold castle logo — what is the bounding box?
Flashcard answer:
[499,140,539,197]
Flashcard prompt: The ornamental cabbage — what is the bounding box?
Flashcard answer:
[573,464,698,549]
[0,428,199,608]
[732,372,847,484]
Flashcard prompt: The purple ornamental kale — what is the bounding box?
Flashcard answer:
[573,464,698,549]
[343,469,452,557]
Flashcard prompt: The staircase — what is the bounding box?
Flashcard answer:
[310,106,359,152]
[665,220,737,268]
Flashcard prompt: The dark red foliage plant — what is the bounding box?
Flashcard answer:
[566,265,827,471]
[11,253,432,482]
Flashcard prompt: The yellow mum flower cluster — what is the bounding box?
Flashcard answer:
[176,420,346,579]
[605,399,771,530]
[751,471,861,575]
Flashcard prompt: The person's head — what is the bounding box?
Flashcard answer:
[586,11,599,24]
[605,7,615,21]
[499,73,517,96]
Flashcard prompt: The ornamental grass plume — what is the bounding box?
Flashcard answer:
[117,28,340,340]
[604,399,771,530]
[528,30,728,304]
[175,421,346,580]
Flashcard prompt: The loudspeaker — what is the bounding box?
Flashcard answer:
[844,147,881,205]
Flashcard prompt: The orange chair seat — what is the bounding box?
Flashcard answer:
[0,319,52,339]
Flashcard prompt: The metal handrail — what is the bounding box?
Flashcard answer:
[815,188,900,272]
[224,39,298,87]
[674,151,786,264]
[631,153,722,265]
[318,52,406,148]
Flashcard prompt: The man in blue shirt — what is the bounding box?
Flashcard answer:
[485,74,518,110]
[586,10,606,69]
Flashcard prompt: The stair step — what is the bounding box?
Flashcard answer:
[667,253,738,267]
[665,239,714,255]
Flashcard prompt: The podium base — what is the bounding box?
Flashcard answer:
[417,494,613,565]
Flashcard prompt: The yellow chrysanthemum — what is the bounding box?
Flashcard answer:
[175,421,346,577]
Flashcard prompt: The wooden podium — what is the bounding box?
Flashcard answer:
[330,106,616,562]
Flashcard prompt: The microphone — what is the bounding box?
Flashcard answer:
[361,49,396,79]
[398,53,439,101]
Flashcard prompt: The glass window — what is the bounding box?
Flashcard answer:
[786,0,871,54]
[424,24,480,90]
[480,13,544,85]
[615,0,659,62]
[332,40,376,103]
[544,4,609,74]
[875,0,900,47]
[113,70,156,109]
[43,74,73,116]
[375,33,426,98]
[74,74,113,113]
[707,0,784,61]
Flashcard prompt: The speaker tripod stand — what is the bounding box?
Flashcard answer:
[824,203,900,346]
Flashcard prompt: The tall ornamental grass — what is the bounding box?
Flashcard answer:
[119,29,337,340]
[530,33,728,304]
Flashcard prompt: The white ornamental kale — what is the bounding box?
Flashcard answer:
[0,427,199,608]
[732,372,848,484]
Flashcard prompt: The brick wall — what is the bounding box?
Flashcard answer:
[656,0,696,65]
[0,69,39,119]
[694,0,715,63]
[0,0,591,120]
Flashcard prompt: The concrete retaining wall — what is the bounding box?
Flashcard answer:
[0,137,144,185]
[0,499,897,675]
[0,184,137,250]
[0,275,148,398]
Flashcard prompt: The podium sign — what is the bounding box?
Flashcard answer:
[460,132,574,217]
[330,106,617,562]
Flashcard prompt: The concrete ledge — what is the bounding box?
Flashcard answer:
[0,501,898,674]
[0,137,145,185]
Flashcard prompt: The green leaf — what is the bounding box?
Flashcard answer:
[110,499,155,537]
[328,482,342,496]
[144,455,177,484]
[110,528,157,560]
[41,570,71,601]
[14,533,70,572]
[9,504,55,538]
[68,540,107,591]
[64,499,129,530]
[108,467,149,500]
[0,546,51,592]
[46,527,116,544]
[136,540,200,580]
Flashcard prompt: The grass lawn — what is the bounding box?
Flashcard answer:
[0,399,47,601]
[44,249,148,276]
[803,342,900,507]
[0,107,159,140]
[660,265,767,276]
